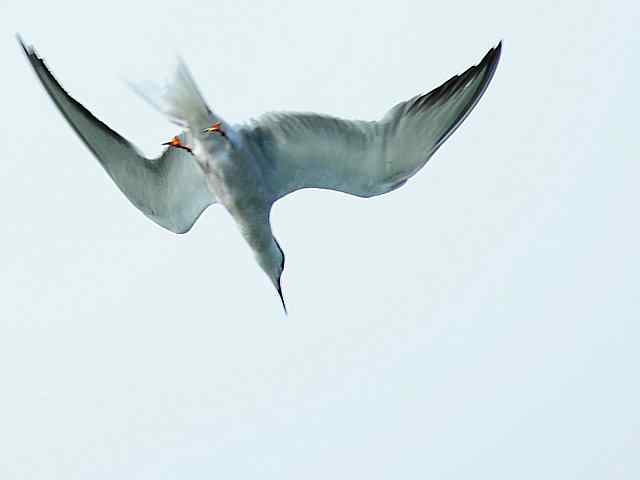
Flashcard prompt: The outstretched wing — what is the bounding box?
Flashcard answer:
[241,42,501,201]
[19,37,216,234]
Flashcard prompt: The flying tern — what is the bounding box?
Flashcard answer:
[19,36,501,313]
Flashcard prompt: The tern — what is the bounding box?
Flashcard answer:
[19,36,501,313]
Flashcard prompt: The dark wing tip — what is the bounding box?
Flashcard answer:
[16,33,28,52]
[406,41,502,118]
[17,34,38,63]
[482,40,502,76]
[18,35,134,152]
[16,34,45,66]
[458,40,502,93]
[16,33,29,51]
[413,41,502,149]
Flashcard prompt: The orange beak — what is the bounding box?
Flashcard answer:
[162,136,193,154]
[162,136,183,147]
[202,122,224,135]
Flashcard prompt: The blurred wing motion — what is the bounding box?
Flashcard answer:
[242,42,501,200]
[19,37,215,234]
[126,58,213,128]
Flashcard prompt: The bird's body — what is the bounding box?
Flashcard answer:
[201,138,283,304]
[160,97,287,305]
[19,36,501,312]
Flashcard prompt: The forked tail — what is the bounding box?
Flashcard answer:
[127,58,212,128]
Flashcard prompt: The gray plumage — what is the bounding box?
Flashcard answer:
[19,35,501,313]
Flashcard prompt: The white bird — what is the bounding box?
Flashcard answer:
[19,36,501,313]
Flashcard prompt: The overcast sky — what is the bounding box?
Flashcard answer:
[1,0,638,478]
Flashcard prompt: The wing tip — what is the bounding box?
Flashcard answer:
[418,39,502,150]
[16,33,28,52]
[474,40,502,95]
[16,33,36,61]
[471,40,502,85]
[483,40,502,75]
[16,34,44,64]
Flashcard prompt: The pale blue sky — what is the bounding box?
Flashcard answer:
[1,0,638,478]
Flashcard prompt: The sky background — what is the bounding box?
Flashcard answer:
[1,0,638,478]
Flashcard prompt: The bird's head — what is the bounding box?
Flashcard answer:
[256,237,287,314]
